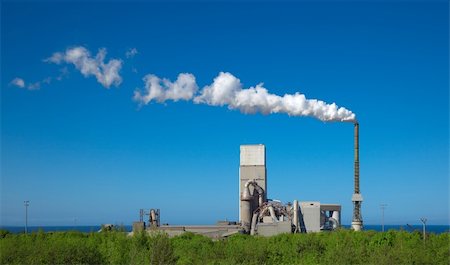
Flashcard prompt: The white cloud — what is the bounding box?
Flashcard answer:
[45,46,122,88]
[10,77,25,88]
[126,48,138,58]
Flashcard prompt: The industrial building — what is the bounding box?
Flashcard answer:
[237,144,341,235]
[132,123,363,237]
[132,144,342,237]
[132,121,367,237]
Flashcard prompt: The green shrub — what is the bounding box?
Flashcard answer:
[0,230,11,239]
[0,229,448,265]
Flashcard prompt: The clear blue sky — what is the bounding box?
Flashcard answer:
[1,1,448,226]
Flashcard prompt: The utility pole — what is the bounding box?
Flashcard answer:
[24,201,30,234]
[380,204,387,232]
[420,217,427,241]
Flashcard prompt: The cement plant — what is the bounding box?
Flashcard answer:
[131,123,363,238]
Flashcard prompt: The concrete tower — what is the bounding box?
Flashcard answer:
[239,145,267,229]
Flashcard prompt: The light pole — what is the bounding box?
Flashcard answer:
[24,201,30,234]
[380,204,387,232]
[420,217,427,241]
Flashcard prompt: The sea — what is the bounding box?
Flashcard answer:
[343,225,449,234]
[1,225,449,234]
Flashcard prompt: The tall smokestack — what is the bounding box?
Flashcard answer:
[354,122,360,194]
[351,122,363,231]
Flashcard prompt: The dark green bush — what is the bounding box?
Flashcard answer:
[0,230,11,239]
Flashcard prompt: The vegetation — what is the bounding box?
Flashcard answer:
[0,229,448,265]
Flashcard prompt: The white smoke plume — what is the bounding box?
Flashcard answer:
[133,73,198,104]
[9,77,41,90]
[45,46,122,88]
[134,72,356,122]
[125,48,138,58]
[27,81,41,90]
[10,77,25,88]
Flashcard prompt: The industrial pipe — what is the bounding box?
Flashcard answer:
[328,217,339,230]
[241,179,266,233]
[268,206,277,222]
[150,209,157,227]
[240,180,254,232]
[240,188,252,232]
[242,180,264,204]
[250,212,259,235]
[241,183,252,201]
[293,200,299,233]
[241,201,252,232]
[251,181,265,207]
[332,210,340,226]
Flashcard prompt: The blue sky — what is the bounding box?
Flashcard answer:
[1,1,448,227]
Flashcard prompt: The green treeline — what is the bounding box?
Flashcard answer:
[0,229,449,265]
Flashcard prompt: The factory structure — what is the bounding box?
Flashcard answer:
[238,144,341,236]
[133,123,362,237]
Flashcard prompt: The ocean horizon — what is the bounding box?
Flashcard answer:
[1,224,448,234]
